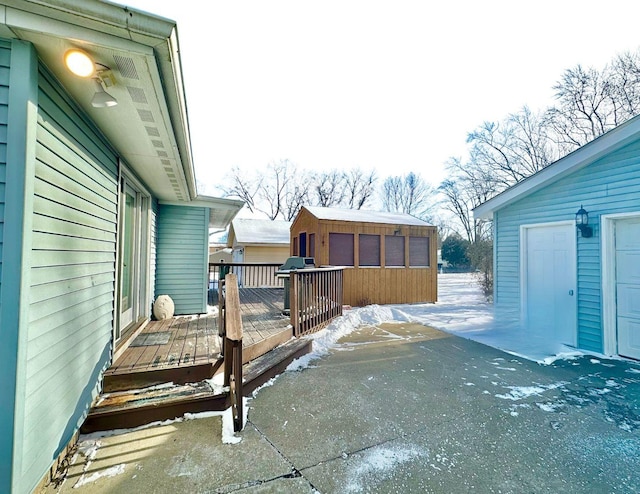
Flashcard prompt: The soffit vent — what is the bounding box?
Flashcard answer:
[127,86,148,104]
[145,126,160,137]
[114,55,139,80]
[152,140,164,148]
[137,109,154,122]
[157,151,169,158]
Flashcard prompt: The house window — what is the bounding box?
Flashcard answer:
[409,236,430,266]
[329,233,354,266]
[309,233,316,259]
[293,236,299,256]
[359,234,380,266]
[300,232,307,257]
[385,235,405,267]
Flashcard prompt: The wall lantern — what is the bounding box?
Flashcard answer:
[64,48,118,108]
[575,205,593,238]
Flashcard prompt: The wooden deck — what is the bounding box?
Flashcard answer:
[103,288,291,392]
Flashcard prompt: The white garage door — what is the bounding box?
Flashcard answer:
[616,218,640,360]
[524,223,576,346]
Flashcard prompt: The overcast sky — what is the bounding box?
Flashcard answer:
[122,1,640,194]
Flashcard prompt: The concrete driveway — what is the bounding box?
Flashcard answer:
[43,323,640,493]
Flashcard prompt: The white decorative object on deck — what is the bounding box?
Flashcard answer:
[153,295,175,320]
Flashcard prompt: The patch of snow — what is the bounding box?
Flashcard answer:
[73,464,126,488]
[626,368,640,374]
[536,402,564,412]
[495,382,568,401]
[343,444,427,493]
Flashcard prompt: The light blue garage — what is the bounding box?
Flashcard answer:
[475,115,640,361]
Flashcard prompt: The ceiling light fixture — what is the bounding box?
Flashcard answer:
[65,48,118,108]
[64,49,95,77]
[91,78,118,108]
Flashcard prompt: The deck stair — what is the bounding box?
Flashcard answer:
[81,337,312,433]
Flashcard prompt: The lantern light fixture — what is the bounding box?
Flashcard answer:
[575,205,593,238]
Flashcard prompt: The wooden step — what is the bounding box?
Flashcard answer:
[102,328,293,393]
[243,338,313,396]
[82,337,313,433]
[81,381,228,433]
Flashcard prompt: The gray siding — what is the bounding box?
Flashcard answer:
[495,138,640,353]
[155,204,208,314]
[16,65,118,493]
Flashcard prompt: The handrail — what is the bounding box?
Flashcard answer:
[290,267,344,337]
[209,262,284,289]
[220,273,244,431]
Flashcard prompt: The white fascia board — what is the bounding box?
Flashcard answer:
[474,115,640,219]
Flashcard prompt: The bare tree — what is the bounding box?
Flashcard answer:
[382,172,434,220]
[222,162,378,220]
[222,165,261,213]
[344,168,376,209]
[311,170,346,207]
[438,158,496,243]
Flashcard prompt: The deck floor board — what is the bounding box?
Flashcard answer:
[105,288,290,378]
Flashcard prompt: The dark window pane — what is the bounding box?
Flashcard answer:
[385,235,405,266]
[409,236,430,266]
[309,233,315,259]
[359,234,380,266]
[329,233,354,266]
[300,232,307,257]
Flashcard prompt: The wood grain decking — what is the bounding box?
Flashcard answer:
[103,288,291,390]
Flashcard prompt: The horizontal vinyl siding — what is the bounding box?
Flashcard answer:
[0,45,7,307]
[18,66,118,492]
[155,205,208,314]
[495,138,640,353]
[0,39,14,494]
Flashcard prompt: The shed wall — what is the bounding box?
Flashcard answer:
[495,138,640,353]
[155,204,208,314]
[244,245,290,264]
[291,209,437,306]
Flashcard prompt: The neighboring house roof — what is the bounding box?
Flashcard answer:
[474,114,640,219]
[228,218,292,246]
[303,206,431,226]
[2,0,242,226]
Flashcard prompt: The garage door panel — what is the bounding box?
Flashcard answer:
[616,218,640,360]
[618,318,640,359]
[616,218,640,250]
[616,251,640,284]
[618,285,640,319]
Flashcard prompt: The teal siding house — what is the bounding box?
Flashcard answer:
[475,115,640,362]
[0,2,242,493]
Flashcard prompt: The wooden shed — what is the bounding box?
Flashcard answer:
[290,206,437,306]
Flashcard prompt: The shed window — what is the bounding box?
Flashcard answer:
[300,232,307,257]
[309,233,316,259]
[385,235,405,266]
[359,234,380,266]
[409,236,430,266]
[329,233,354,266]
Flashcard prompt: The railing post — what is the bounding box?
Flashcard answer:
[290,270,299,337]
[221,274,244,432]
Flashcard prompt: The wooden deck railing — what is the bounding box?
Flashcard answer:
[218,273,244,432]
[209,262,284,290]
[290,267,344,337]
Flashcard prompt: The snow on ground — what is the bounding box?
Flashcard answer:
[289,272,587,371]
